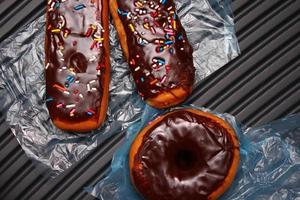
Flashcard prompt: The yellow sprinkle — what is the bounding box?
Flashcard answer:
[129,24,135,32]
[136,1,143,7]
[94,38,104,42]
[173,21,177,30]
[91,24,97,30]
[143,23,149,29]
[51,29,61,33]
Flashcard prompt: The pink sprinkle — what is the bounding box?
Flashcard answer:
[56,103,63,108]
[161,75,167,84]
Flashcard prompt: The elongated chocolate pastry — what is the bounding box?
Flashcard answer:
[45,0,110,132]
[110,0,195,109]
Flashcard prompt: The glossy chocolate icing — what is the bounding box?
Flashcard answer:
[132,110,237,200]
[45,0,107,123]
[116,0,195,99]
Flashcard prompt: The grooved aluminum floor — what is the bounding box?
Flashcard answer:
[0,0,300,200]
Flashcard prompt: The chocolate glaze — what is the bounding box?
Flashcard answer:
[116,0,195,99]
[45,0,107,123]
[132,110,238,200]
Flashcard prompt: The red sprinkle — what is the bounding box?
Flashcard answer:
[90,41,97,50]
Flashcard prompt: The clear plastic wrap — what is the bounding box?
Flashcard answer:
[0,0,239,176]
[87,105,300,200]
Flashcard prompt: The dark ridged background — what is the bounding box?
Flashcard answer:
[0,0,299,199]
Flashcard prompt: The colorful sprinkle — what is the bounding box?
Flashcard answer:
[135,66,141,71]
[150,79,158,85]
[53,84,67,92]
[89,80,96,84]
[51,29,61,33]
[63,91,70,95]
[70,109,76,117]
[74,4,86,11]
[46,97,54,102]
[56,103,63,108]
[45,63,50,70]
[66,104,76,109]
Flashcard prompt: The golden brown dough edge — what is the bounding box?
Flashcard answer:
[109,0,191,109]
[129,108,240,200]
[46,0,110,132]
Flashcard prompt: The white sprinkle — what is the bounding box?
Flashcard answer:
[89,56,97,62]
[60,58,65,61]
[58,50,64,57]
[91,87,97,91]
[63,91,70,95]
[145,71,151,76]
[70,71,76,76]
[62,66,67,69]
[79,94,84,98]
[180,47,184,51]
[45,63,50,70]
[97,70,101,76]
[59,69,63,72]
[135,66,141,71]
[143,39,149,44]
[87,84,91,91]
[89,80,96,84]
[168,6,173,10]
[66,104,76,108]
[75,80,80,84]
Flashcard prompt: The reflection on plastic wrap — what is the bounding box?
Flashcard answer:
[0,0,239,176]
[87,105,300,200]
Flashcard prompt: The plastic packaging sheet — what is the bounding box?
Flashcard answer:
[87,105,300,200]
[0,0,239,176]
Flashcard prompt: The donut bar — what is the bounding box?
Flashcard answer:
[45,0,110,132]
[110,0,195,108]
[130,109,240,200]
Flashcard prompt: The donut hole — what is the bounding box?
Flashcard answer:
[69,52,88,73]
[174,149,197,171]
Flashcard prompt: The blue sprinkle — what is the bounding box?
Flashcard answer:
[173,13,177,20]
[117,9,122,15]
[65,82,70,88]
[86,112,93,116]
[141,77,145,82]
[161,0,167,5]
[165,34,170,39]
[154,57,166,64]
[165,40,173,45]
[55,2,60,9]
[169,48,174,55]
[178,34,183,40]
[66,75,75,83]
[74,4,86,11]
[46,97,54,102]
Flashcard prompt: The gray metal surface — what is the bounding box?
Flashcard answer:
[0,0,299,199]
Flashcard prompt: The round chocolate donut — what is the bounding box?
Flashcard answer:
[129,109,240,200]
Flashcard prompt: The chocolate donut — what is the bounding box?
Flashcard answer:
[45,0,110,132]
[110,0,195,108]
[129,109,240,200]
